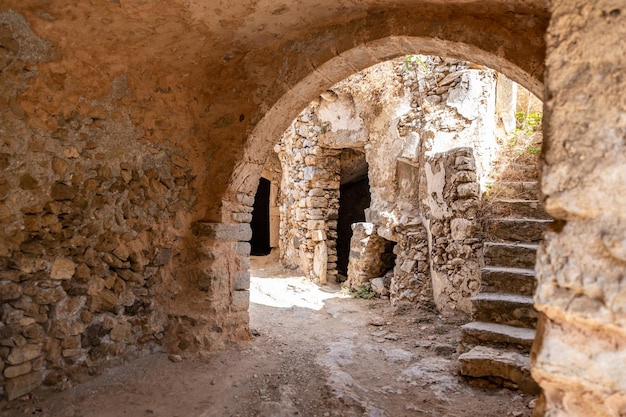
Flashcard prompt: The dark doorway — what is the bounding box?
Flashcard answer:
[250,177,272,256]
[336,176,371,277]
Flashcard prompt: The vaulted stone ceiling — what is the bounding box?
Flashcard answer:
[3,0,548,220]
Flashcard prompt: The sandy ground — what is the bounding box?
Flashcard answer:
[1,255,537,417]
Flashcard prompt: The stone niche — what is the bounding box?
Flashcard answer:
[273,56,503,314]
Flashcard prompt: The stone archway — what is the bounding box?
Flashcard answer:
[215,29,547,308]
[224,32,545,211]
[202,18,549,411]
[2,1,625,414]
[189,8,548,363]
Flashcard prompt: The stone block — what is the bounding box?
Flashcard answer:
[0,282,22,301]
[306,220,325,230]
[153,248,172,266]
[234,272,250,290]
[74,264,91,280]
[232,290,250,312]
[61,348,81,358]
[308,188,325,197]
[232,212,253,223]
[16,257,49,274]
[313,242,328,284]
[4,362,32,379]
[113,243,130,261]
[33,286,65,305]
[457,183,479,198]
[311,230,326,242]
[371,277,389,296]
[170,154,188,168]
[50,257,76,280]
[459,346,538,394]
[237,193,255,207]
[50,182,76,200]
[192,222,252,242]
[236,242,251,255]
[450,218,475,240]
[7,344,42,365]
[451,171,476,184]
[87,289,118,313]
[306,196,327,208]
[400,260,416,273]
[5,370,42,400]
[110,322,132,342]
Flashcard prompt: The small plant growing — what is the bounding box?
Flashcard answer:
[353,283,376,299]
[403,54,429,73]
[527,145,541,154]
[515,111,543,135]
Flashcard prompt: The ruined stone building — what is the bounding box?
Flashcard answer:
[267,56,543,393]
[0,2,624,416]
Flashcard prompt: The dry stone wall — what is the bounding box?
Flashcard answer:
[275,108,341,284]
[389,223,430,303]
[0,11,245,400]
[423,148,481,313]
[275,57,499,313]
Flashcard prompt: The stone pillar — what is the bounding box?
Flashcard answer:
[532,2,626,416]
[269,182,280,249]
[423,148,481,314]
[276,109,340,283]
[175,194,253,353]
[390,223,430,303]
[495,73,518,134]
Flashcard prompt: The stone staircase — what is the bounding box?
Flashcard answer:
[459,179,551,394]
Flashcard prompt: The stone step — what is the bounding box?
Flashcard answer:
[484,198,550,220]
[484,218,551,243]
[472,293,537,329]
[461,321,536,352]
[459,346,540,394]
[484,181,539,200]
[501,161,540,182]
[481,266,536,296]
[483,242,538,269]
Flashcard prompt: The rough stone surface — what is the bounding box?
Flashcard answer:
[532,1,626,415]
[345,223,394,290]
[459,346,539,394]
[0,0,622,414]
[5,371,42,401]
[276,58,496,312]
[275,111,341,283]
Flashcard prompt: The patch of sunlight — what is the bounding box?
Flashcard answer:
[250,274,348,311]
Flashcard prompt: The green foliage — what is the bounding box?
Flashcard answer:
[403,55,429,73]
[527,145,541,154]
[515,111,543,134]
[353,283,376,299]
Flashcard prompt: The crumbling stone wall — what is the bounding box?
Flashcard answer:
[275,108,341,283]
[423,148,481,313]
[531,1,626,416]
[389,223,430,302]
[275,58,496,313]
[0,10,245,400]
[345,223,395,289]
[8,1,625,414]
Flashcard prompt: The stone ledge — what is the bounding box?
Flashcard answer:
[192,222,252,242]
[459,345,539,394]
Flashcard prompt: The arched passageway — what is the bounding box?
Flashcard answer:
[2,1,625,415]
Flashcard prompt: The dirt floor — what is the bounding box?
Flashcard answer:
[1,255,537,417]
